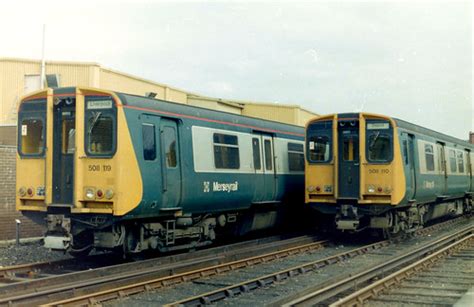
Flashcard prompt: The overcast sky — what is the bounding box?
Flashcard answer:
[1,0,472,139]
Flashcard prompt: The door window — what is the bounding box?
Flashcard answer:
[142,124,156,161]
[62,119,75,154]
[264,139,273,171]
[163,126,177,168]
[342,136,358,161]
[252,138,261,170]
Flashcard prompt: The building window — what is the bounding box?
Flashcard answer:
[142,124,156,161]
[213,133,240,169]
[20,118,44,155]
[457,152,464,173]
[288,143,304,171]
[252,138,261,170]
[424,144,435,171]
[449,149,457,173]
[264,139,273,171]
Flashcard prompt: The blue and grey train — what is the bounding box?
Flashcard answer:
[305,112,473,234]
[16,87,305,255]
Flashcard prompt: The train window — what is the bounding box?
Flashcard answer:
[402,140,409,165]
[20,118,45,155]
[424,144,435,171]
[367,133,391,162]
[342,136,358,161]
[213,133,240,169]
[288,143,304,171]
[252,138,261,170]
[163,127,177,168]
[264,140,273,171]
[142,124,156,161]
[62,119,75,154]
[308,136,331,162]
[87,115,114,154]
[457,152,464,173]
[449,150,457,173]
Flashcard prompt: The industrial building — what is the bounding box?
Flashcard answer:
[0,57,318,145]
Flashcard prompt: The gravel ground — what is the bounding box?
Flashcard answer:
[0,240,72,267]
[106,218,473,306]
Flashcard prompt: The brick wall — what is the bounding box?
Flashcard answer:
[0,146,44,240]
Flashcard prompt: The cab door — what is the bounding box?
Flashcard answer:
[160,119,182,209]
[337,120,360,199]
[52,99,76,204]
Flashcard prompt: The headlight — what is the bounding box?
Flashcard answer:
[307,186,316,192]
[19,187,27,197]
[368,185,375,193]
[105,189,114,199]
[85,188,95,199]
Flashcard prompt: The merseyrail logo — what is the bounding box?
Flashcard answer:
[203,181,239,193]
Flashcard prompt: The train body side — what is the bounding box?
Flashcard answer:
[118,93,305,220]
[305,113,473,233]
[16,87,305,254]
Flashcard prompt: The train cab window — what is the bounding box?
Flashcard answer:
[366,120,393,163]
[457,152,464,173]
[264,140,273,171]
[307,120,332,163]
[142,124,156,161]
[163,127,177,168]
[252,138,261,170]
[309,136,331,162]
[213,133,240,169]
[449,150,457,173]
[424,144,435,171]
[288,143,304,171]
[87,115,114,154]
[20,118,45,155]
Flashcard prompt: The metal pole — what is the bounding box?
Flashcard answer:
[15,219,21,246]
[40,24,46,89]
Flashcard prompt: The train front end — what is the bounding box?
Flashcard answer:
[16,87,142,253]
[305,113,406,231]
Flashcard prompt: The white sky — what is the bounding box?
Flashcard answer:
[0,0,472,139]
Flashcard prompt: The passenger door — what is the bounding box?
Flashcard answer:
[337,120,360,199]
[251,136,265,202]
[160,119,182,209]
[262,134,276,201]
[437,142,448,195]
[52,100,76,204]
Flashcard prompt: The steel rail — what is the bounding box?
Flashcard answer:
[5,238,327,306]
[165,240,391,307]
[330,234,474,307]
[281,224,474,307]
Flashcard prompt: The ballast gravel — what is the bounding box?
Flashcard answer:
[0,240,71,267]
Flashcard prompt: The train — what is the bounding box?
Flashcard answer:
[16,87,305,256]
[305,112,473,235]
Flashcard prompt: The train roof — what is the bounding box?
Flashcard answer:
[116,92,305,138]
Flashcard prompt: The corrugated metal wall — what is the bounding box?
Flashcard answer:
[0,58,318,127]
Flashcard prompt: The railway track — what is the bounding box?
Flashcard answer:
[332,233,474,306]
[49,216,472,306]
[0,234,325,306]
